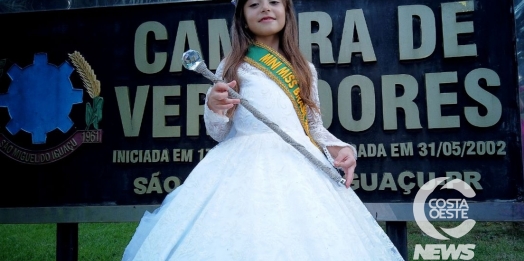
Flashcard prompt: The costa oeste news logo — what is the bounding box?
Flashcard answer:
[413,177,476,260]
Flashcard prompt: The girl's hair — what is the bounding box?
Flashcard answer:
[222,0,318,117]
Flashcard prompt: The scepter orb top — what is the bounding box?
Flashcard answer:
[181,50,203,71]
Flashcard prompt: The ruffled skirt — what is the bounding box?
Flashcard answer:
[123,131,404,261]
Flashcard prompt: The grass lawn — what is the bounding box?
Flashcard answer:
[403,221,524,260]
[0,221,523,260]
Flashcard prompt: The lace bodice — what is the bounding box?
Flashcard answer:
[204,60,357,162]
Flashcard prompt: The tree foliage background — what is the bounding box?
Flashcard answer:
[0,0,185,13]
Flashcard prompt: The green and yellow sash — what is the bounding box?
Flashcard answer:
[244,42,319,148]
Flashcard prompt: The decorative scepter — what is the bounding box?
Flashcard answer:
[181,50,346,186]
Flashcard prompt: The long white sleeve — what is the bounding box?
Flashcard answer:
[307,63,358,162]
[203,61,232,142]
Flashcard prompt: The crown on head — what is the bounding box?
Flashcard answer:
[231,0,237,6]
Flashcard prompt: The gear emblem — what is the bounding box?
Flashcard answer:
[0,53,83,144]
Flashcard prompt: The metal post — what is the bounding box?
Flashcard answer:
[386,221,408,261]
[56,223,78,261]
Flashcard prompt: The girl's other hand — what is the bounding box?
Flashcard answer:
[332,146,357,189]
[207,80,240,114]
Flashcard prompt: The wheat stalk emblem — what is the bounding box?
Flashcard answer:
[68,51,104,130]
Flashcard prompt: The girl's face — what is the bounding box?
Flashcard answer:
[243,0,286,44]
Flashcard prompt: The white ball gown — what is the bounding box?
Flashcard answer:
[122,61,405,261]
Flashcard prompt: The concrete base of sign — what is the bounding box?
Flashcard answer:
[0,202,522,223]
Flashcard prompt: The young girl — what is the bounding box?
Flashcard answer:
[123,0,404,260]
